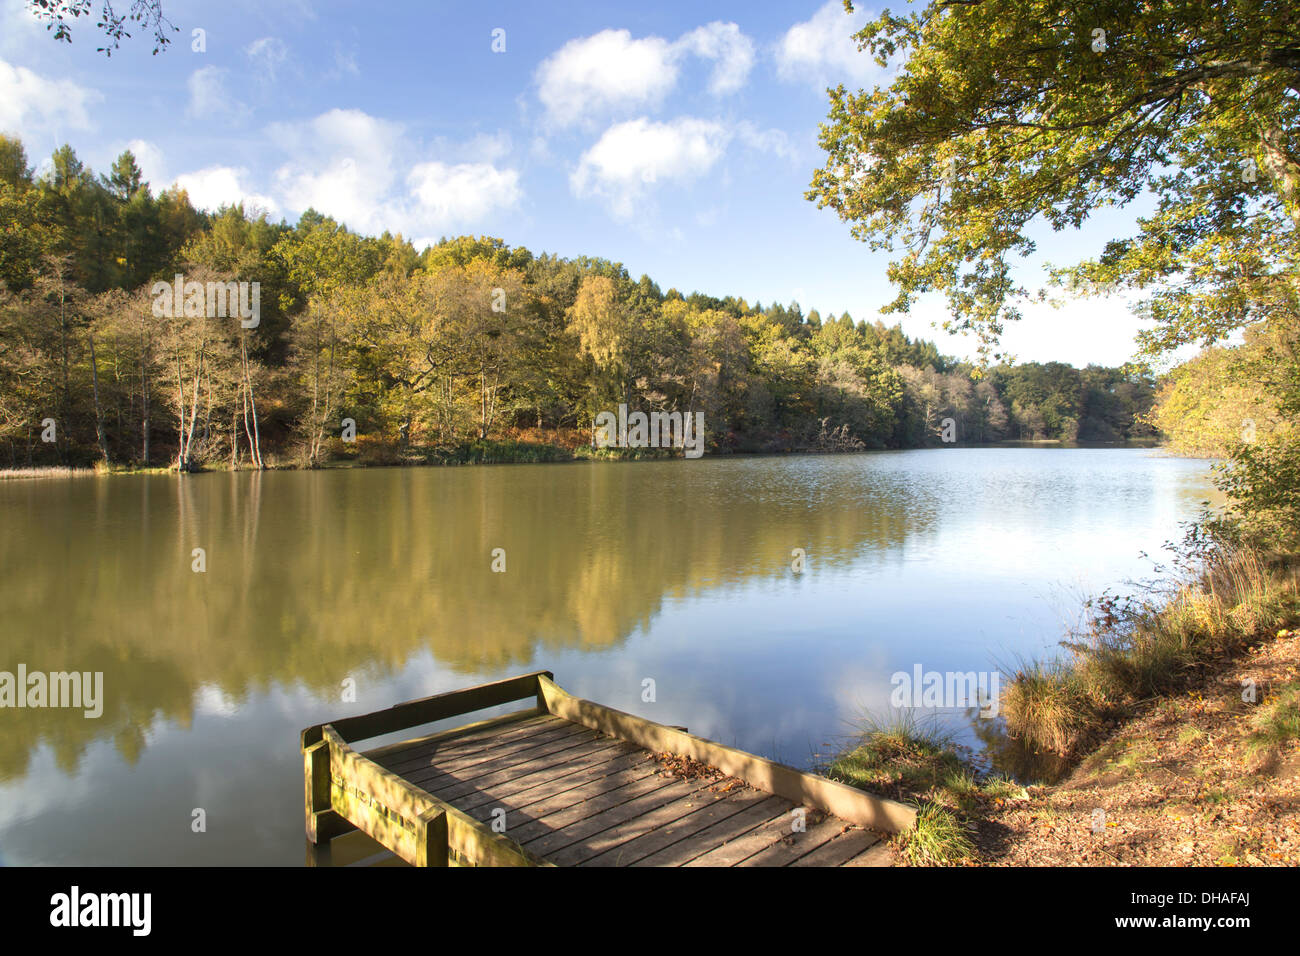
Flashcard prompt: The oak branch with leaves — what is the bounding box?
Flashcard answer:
[807,0,1299,363]
[28,0,175,55]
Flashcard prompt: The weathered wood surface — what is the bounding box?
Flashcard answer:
[303,672,910,867]
[538,676,916,834]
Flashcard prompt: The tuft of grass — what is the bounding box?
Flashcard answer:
[441,439,573,464]
[824,714,965,797]
[0,466,96,480]
[572,444,675,461]
[827,715,1030,863]
[1000,658,1102,755]
[896,801,975,866]
[1246,679,1300,756]
[977,774,1031,802]
[1002,545,1300,758]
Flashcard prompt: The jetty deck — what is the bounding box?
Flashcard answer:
[302,671,915,867]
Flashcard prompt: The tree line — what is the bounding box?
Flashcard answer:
[0,135,1157,471]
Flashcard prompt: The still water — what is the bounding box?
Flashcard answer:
[0,448,1213,864]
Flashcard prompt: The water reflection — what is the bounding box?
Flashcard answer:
[0,448,1214,862]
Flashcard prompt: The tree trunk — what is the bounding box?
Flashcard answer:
[87,329,110,464]
[175,355,186,471]
[141,319,151,466]
[56,276,70,465]
[240,334,263,469]
[1258,122,1300,229]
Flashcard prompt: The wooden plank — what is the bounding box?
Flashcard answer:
[419,741,629,814]
[363,708,546,763]
[378,714,572,771]
[303,671,552,747]
[456,749,666,827]
[539,676,915,833]
[683,805,801,866]
[405,726,610,790]
[738,815,854,867]
[545,783,740,866]
[405,729,612,798]
[630,795,789,866]
[789,828,881,867]
[503,766,683,846]
[520,773,718,859]
[452,740,642,812]
[384,719,590,777]
[580,784,773,867]
[842,841,895,867]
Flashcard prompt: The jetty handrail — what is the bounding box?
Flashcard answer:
[300,669,554,748]
[537,675,917,833]
[305,722,549,867]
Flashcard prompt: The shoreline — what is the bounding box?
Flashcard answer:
[826,547,1300,866]
[0,438,1174,481]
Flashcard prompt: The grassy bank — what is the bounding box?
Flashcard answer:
[0,432,700,479]
[1002,545,1299,757]
[823,718,1025,865]
[828,542,1300,865]
[0,463,173,480]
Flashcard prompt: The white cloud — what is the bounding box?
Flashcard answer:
[571,117,730,218]
[0,57,101,143]
[735,121,797,161]
[530,136,554,163]
[677,22,755,96]
[186,66,246,120]
[328,43,360,80]
[244,37,288,82]
[269,108,401,229]
[776,1,883,90]
[175,165,278,215]
[537,29,679,128]
[408,162,522,225]
[536,22,754,127]
[269,108,522,239]
[449,130,512,165]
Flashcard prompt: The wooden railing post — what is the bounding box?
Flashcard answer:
[305,728,355,846]
[416,809,450,867]
[304,738,331,843]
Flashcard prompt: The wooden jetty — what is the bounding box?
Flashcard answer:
[301,671,916,867]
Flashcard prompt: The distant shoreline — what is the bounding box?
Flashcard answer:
[0,438,1185,481]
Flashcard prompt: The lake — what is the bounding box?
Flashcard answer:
[0,447,1214,864]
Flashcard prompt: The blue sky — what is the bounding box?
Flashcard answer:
[0,0,1162,365]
